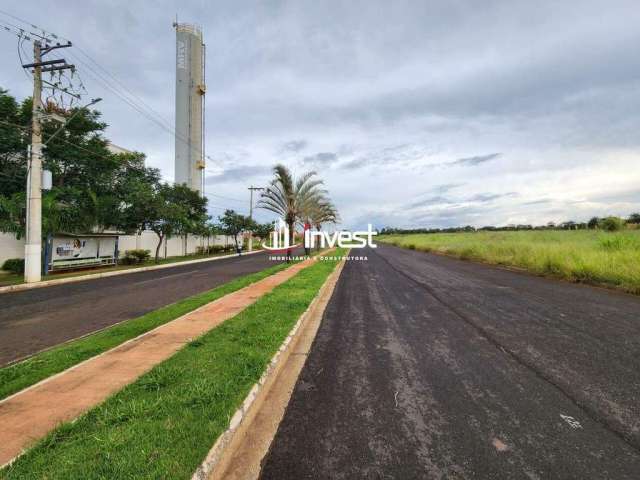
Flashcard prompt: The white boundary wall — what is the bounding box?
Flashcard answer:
[0,232,235,266]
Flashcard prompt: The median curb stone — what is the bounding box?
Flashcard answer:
[191,255,347,480]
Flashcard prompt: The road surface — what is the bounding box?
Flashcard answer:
[0,251,295,365]
[260,244,640,479]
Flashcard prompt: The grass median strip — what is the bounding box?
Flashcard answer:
[380,230,640,294]
[0,262,291,401]
[1,250,344,479]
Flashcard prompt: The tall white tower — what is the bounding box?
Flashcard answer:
[174,22,205,194]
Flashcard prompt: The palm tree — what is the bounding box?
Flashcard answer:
[308,201,339,229]
[306,200,339,250]
[257,164,326,248]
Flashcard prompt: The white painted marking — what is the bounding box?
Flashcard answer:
[560,414,583,429]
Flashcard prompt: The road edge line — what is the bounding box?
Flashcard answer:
[191,256,347,480]
[0,250,262,294]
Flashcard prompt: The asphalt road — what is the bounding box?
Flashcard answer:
[0,251,295,366]
[260,244,640,479]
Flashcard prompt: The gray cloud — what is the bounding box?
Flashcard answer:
[302,152,338,166]
[205,165,272,184]
[468,191,518,203]
[407,190,517,209]
[3,2,638,229]
[447,153,502,167]
[406,196,451,209]
[432,183,465,194]
[281,140,308,153]
[522,198,552,206]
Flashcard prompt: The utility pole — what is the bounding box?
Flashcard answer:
[22,39,74,282]
[23,40,43,283]
[247,186,264,252]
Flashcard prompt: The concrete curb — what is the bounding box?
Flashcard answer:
[191,256,347,480]
[0,250,262,295]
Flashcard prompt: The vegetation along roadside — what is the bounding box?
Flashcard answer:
[380,230,640,294]
[0,261,290,401]
[1,249,344,479]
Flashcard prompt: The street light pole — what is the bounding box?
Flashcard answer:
[247,186,264,252]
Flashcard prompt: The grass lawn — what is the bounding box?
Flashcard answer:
[1,249,343,479]
[0,272,23,287]
[0,260,289,401]
[0,249,256,287]
[380,230,640,294]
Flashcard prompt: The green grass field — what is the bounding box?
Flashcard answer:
[380,230,640,294]
[1,251,343,479]
[0,261,291,401]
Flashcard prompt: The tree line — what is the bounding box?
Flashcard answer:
[380,214,640,235]
[0,88,274,263]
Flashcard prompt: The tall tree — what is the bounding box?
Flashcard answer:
[627,213,640,225]
[0,88,161,239]
[131,183,208,263]
[252,221,275,242]
[218,209,255,252]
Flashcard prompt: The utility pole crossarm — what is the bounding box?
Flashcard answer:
[41,64,74,73]
[21,58,67,69]
[41,41,72,56]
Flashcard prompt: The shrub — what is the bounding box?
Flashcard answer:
[2,258,25,274]
[120,249,151,265]
[196,245,226,255]
[119,255,137,265]
[599,216,625,232]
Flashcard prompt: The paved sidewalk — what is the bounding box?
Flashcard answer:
[0,258,314,467]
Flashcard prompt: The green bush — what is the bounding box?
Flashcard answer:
[196,245,227,255]
[120,249,151,265]
[599,216,625,232]
[2,258,24,274]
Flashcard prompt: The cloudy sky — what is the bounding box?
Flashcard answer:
[2,1,639,229]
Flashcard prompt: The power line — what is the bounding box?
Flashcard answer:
[0,9,41,32]
[0,10,218,167]
[61,49,215,165]
[205,192,245,203]
[17,36,32,80]
[0,119,125,164]
[0,18,34,41]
